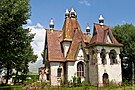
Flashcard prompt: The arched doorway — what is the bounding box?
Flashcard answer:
[103,73,109,86]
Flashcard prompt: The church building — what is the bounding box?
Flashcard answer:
[42,8,123,87]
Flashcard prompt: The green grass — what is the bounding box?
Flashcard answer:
[98,85,135,90]
[32,86,96,90]
[0,85,135,90]
[0,86,22,90]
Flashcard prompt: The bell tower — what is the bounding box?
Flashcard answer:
[89,15,123,87]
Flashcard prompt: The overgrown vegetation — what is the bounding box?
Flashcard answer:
[112,24,135,82]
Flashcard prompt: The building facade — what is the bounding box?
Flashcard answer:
[41,8,123,86]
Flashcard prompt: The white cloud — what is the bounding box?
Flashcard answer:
[23,21,46,74]
[26,19,32,25]
[35,23,44,28]
[79,0,91,6]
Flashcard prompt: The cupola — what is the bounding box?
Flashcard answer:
[65,9,70,18]
[49,18,54,30]
[99,15,104,25]
[86,24,90,35]
[70,8,76,18]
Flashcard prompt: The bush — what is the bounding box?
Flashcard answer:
[68,80,73,88]
[122,80,130,86]
[108,80,119,89]
[72,76,76,87]
[76,77,81,87]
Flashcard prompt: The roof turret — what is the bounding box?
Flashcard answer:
[50,18,54,29]
[70,8,76,18]
[99,15,104,25]
[65,9,70,18]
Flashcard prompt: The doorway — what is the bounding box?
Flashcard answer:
[103,73,109,86]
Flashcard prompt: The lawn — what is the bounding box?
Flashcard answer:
[0,86,22,90]
[0,85,135,90]
[31,86,135,90]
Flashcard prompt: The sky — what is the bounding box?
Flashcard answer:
[30,0,135,31]
[26,0,135,73]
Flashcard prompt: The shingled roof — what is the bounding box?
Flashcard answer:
[46,30,65,62]
[90,23,123,47]
[66,30,83,61]
[45,9,91,62]
[45,11,123,63]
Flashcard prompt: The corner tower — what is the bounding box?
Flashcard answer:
[89,15,123,87]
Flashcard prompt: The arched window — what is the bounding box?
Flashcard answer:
[100,49,107,65]
[77,62,84,77]
[109,49,117,64]
[57,66,62,77]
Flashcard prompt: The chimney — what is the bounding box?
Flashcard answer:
[99,15,104,25]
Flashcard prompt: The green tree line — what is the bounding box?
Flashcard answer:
[112,24,135,82]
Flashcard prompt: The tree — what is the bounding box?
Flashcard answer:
[112,24,135,81]
[0,0,37,84]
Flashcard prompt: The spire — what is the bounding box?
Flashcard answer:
[86,24,90,35]
[49,18,54,30]
[99,15,104,25]
[65,9,70,18]
[70,8,76,18]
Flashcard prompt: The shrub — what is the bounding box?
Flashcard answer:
[72,76,76,87]
[68,80,72,88]
[76,77,81,87]
[108,80,118,89]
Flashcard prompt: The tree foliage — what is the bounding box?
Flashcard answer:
[112,24,135,81]
[0,0,37,84]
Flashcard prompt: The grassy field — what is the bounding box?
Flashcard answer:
[0,85,135,90]
[0,86,22,90]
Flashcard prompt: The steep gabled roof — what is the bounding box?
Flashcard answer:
[90,23,123,47]
[62,17,82,41]
[66,30,82,61]
[45,9,91,62]
[46,30,65,62]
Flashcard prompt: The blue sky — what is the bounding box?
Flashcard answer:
[30,0,135,32]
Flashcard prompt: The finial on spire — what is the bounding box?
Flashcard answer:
[86,24,90,35]
[70,8,76,18]
[71,8,75,13]
[50,18,54,30]
[99,15,104,25]
[65,9,70,18]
